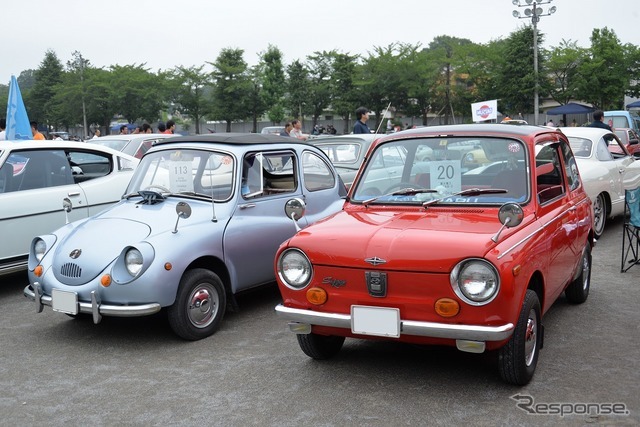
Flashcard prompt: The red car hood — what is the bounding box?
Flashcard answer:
[289,208,517,273]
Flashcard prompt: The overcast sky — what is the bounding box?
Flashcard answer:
[3,0,639,85]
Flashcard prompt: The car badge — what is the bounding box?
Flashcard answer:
[69,249,82,259]
[365,257,386,266]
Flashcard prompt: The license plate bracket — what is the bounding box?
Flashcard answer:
[351,305,400,338]
[52,289,79,315]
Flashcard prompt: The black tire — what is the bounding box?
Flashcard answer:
[297,333,345,360]
[593,193,607,239]
[565,244,591,304]
[167,269,226,341]
[498,290,542,385]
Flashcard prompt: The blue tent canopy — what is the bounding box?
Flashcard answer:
[626,100,640,108]
[546,103,595,115]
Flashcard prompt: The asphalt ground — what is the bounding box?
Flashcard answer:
[0,216,638,426]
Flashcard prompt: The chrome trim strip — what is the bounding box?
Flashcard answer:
[1,201,116,222]
[497,198,591,260]
[275,304,514,341]
[24,285,161,317]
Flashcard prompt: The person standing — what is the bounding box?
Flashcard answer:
[588,110,613,131]
[31,121,45,140]
[0,118,6,140]
[353,107,371,134]
[289,120,308,141]
[163,120,176,134]
[280,122,293,137]
[119,125,129,135]
[92,129,101,139]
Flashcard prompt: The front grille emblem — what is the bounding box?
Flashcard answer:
[69,249,82,259]
[364,256,386,266]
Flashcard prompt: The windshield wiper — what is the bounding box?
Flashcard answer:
[422,188,507,208]
[363,188,437,207]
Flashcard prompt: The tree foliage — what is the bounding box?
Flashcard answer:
[209,48,252,132]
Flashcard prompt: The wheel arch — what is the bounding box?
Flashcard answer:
[527,271,545,313]
[186,256,237,310]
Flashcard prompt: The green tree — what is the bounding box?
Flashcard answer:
[170,65,211,134]
[247,64,267,133]
[110,64,165,124]
[329,52,359,133]
[541,40,586,106]
[494,27,541,118]
[306,50,335,128]
[260,45,286,125]
[286,60,309,120]
[209,48,252,132]
[575,28,628,110]
[624,43,640,99]
[27,49,64,130]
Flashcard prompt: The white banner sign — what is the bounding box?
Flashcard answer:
[471,99,498,122]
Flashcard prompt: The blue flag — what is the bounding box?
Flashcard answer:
[6,75,32,140]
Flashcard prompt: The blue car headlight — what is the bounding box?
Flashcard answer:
[125,248,144,276]
[34,238,47,262]
[111,243,155,284]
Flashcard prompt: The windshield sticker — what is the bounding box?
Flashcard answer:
[439,139,448,146]
[508,143,521,153]
[168,160,194,193]
[430,161,461,194]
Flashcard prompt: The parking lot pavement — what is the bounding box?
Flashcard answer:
[0,216,638,426]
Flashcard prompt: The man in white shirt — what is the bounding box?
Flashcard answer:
[0,118,6,140]
[289,119,308,141]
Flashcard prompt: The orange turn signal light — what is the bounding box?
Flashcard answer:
[164,263,172,271]
[34,265,43,277]
[306,287,328,305]
[435,298,460,318]
[100,275,112,287]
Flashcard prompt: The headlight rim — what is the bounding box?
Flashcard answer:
[124,248,144,277]
[450,258,500,306]
[277,248,313,290]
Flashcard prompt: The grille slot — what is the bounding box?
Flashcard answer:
[60,263,82,278]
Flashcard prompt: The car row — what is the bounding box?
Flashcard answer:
[21,123,635,385]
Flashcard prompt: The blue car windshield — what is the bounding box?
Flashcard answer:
[350,137,529,205]
[126,149,235,201]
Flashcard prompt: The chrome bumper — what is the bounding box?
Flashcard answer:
[275,304,514,342]
[24,283,162,325]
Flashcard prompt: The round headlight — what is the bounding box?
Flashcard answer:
[34,238,47,262]
[277,249,312,290]
[451,259,499,305]
[125,248,144,276]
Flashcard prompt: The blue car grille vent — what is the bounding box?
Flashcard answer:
[60,263,82,278]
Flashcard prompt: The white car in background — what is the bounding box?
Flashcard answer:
[0,141,139,275]
[561,127,640,238]
[89,133,170,159]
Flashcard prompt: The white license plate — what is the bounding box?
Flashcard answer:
[52,289,78,315]
[351,305,400,338]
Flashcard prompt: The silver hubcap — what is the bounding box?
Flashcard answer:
[187,284,219,328]
[524,309,538,367]
[593,195,605,234]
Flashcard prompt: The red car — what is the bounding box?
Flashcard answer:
[614,127,640,156]
[274,124,594,385]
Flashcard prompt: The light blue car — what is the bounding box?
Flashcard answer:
[24,133,347,340]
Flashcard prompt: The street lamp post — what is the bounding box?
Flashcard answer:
[512,0,557,125]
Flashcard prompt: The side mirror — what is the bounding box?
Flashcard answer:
[172,201,192,233]
[284,198,306,232]
[492,203,524,242]
[63,197,72,225]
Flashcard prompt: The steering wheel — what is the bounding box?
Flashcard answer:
[384,182,425,193]
[144,184,171,193]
